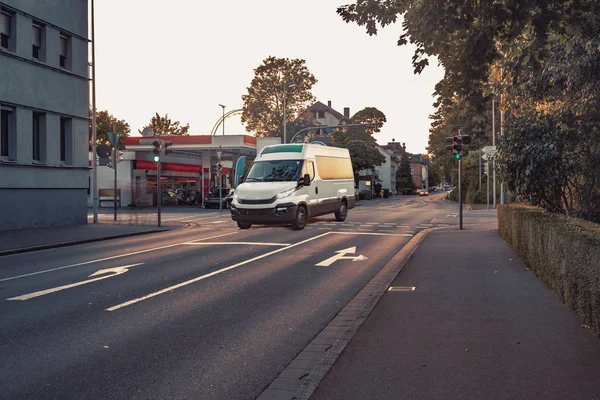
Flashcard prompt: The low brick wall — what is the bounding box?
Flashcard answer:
[498,204,600,338]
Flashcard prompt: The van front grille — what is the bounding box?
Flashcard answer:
[238,197,275,205]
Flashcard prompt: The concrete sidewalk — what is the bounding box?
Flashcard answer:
[0,221,180,256]
[307,224,600,400]
[258,212,600,400]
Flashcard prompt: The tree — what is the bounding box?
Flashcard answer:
[349,107,386,135]
[331,119,385,173]
[241,56,317,138]
[395,144,416,194]
[89,109,130,150]
[139,113,190,136]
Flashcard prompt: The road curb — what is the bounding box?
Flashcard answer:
[256,227,440,400]
[0,225,186,257]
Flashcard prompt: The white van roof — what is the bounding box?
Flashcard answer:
[258,143,350,159]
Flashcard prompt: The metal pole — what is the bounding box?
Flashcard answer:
[91,0,98,224]
[113,147,117,221]
[157,160,161,227]
[479,150,482,190]
[492,97,496,209]
[486,161,490,210]
[459,158,463,230]
[222,107,225,136]
[218,155,222,213]
[283,85,287,144]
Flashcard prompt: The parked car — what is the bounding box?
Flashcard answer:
[178,191,202,206]
[205,188,234,209]
[418,188,429,196]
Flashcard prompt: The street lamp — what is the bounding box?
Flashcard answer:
[282,81,296,144]
[218,104,225,135]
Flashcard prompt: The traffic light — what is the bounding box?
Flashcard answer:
[162,141,173,155]
[116,150,124,164]
[452,136,463,159]
[107,152,114,168]
[217,163,222,173]
[449,135,472,159]
[445,137,453,151]
[152,140,161,163]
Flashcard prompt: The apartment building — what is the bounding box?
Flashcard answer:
[0,0,89,230]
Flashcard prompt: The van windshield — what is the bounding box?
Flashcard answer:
[245,160,302,182]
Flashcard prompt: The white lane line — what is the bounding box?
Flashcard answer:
[431,218,437,223]
[182,242,290,246]
[106,232,332,311]
[331,232,413,237]
[209,221,228,224]
[0,232,238,282]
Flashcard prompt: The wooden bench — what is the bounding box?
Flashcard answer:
[99,188,121,207]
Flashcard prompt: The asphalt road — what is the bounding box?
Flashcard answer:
[1,193,457,400]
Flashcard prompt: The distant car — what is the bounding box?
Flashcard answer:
[418,189,429,196]
[205,188,234,209]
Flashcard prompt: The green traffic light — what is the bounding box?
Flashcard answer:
[453,153,462,160]
[153,155,160,163]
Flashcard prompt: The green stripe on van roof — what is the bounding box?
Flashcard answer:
[261,144,303,154]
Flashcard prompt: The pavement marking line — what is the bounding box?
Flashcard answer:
[330,231,413,237]
[0,231,238,282]
[209,221,228,224]
[106,232,332,312]
[182,242,290,246]
[7,263,143,301]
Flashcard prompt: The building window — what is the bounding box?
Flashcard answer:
[32,23,42,59]
[317,111,325,119]
[0,10,12,50]
[60,117,67,162]
[1,107,15,159]
[60,117,72,164]
[59,33,70,69]
[33,112,46,162]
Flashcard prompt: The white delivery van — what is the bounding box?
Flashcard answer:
[230,143,356,230]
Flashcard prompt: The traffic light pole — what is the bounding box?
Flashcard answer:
[458,158,463,230]
[157,160,162,227]
[113,147,118,221]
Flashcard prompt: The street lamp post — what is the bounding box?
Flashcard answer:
[282,81,295,144]
[218,104,225,135]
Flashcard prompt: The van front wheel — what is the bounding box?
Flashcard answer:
[291,206,307,230]
[335,200,348,222]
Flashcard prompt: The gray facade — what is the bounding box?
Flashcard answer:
[0,0,89,230]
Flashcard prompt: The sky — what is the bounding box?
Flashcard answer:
[93,0,444,154]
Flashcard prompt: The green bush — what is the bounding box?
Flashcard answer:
[359,190,372,200]
[498,204,600,339]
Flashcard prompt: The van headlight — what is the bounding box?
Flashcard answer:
[275,187,296,199]
[233,192,239,201]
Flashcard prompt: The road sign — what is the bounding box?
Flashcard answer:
[141,127,155,137]
[96,143,111,158]
[107,132,120,147]
[482,145,497,155]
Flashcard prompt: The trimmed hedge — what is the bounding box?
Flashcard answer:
[498,204,600,338]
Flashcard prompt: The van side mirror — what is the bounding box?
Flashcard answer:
[302,173,311,186]
[239,176,245,183]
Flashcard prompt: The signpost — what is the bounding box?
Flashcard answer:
[217,146,222,212]
[107,130,121,221]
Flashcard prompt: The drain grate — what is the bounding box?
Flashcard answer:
[388,286,416,292]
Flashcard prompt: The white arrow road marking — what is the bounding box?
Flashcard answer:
[106,232,332,312]
[0,232,237,282]
[7,263,143,301]
[315,246,369,267]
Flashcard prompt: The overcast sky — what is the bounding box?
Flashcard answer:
[93,0,444,154]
